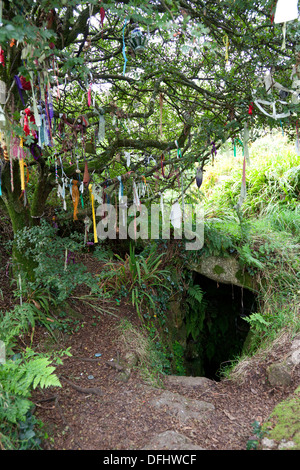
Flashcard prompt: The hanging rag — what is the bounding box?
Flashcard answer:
[274,0,298,23]
[196,166,203,188]
[72,180,79,221]
[170,200,182,229]
[89,183,98,243]
[122,19,128,76]
[243,123,251,165]
[83,159,90,186]
[235,155,247,210]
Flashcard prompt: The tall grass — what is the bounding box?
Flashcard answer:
[197,132,299,220]
[190,132,300,360]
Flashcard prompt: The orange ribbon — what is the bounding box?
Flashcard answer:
[72,180,79,221]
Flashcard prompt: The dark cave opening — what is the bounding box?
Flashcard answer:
[184,273,258,381]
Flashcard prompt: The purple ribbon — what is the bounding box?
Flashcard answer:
[66,251,75,264]
[44,89,53,146]
[30,143,41,160]
[14,75,25,106]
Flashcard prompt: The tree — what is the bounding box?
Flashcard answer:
[0,0,299,268]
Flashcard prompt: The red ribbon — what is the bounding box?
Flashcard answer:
[88,84,92,107]
[0,47,5,67]
[24,108,36,137]
[100,7,105,28]
[20,76,31,90]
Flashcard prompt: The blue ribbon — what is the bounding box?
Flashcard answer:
[117,175,123,198]
[122,19,128,76]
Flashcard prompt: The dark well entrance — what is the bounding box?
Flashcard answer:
[184,273,257,381]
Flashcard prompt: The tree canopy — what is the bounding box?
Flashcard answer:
[0,0,299,237]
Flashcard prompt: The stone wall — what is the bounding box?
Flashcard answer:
[189,255,257,291]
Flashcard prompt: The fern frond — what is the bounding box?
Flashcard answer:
[187,285,204,305]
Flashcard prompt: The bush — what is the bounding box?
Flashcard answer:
[12,220,100,302]
[0,348,70,449]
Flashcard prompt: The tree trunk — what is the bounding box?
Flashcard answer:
[0,157,54,279]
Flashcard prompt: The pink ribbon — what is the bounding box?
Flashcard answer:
[88,84,92,107]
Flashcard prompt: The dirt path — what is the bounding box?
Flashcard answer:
[31,294,292,451]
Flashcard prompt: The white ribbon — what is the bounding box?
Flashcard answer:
[274,0,298,23]
[57,178,67,211]
[79,181,84,195]
[258,71,300,109]
[0,104,5,123]
[133,181,140,208]
[295,136,300,155]
[170,200,182,229]
[235,156,247,211]
[29,72,41,128]
[281,22,287,51]
[117,175,123,201]
[125,151,131,167]
[137,181,146,198]
[243,123,250,165]
[92,184,103,204]
[98,114,105,142]
[254,99,291,119]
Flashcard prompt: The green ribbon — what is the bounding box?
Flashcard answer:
[280,119,284,136]
[175,140,184,218]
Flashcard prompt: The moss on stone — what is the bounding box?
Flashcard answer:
[262,386,300,449]
[235,269,256,290]
[213,264,225,275]
[190,255,257,290]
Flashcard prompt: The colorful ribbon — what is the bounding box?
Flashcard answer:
[223,34,229,65]
[72,180,79,221]
[89,183,98,243]
[122,19,128,76]
[88,83,92,107]
[19,158,25,191]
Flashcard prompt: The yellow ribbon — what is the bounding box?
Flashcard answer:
[19,158,25,191]
[223,34,229,65]
[89,183,98,243]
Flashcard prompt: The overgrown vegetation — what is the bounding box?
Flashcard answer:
[196,134,300,370]
[261,386,300,450]
[97,243,172,323]
[0,134,299,448]
[0,223,103,449]
[115,318,171,387]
